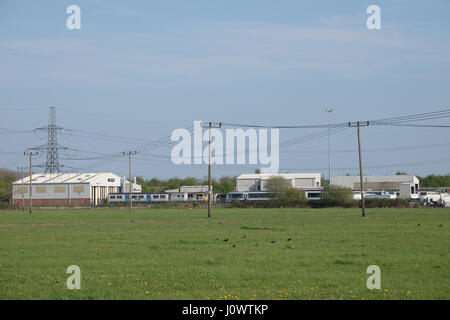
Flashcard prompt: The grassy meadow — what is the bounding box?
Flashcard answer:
[0,207,448,300]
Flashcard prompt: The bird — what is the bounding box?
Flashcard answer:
[270,240,276,244]
[223,239,229,242]
[232,244,236,248]
[287,238,292,241]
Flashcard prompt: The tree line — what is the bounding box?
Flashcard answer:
[0,167,448,203]
[0,169,20,202]
[136,176,237,195]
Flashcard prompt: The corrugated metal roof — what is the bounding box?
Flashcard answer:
[12,172,122,185]
[237,173,321,180]
[331,175,418,182]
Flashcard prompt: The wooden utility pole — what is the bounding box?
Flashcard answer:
[123,151,137,212]
[24,152,38,213]
[324,108,334,184]
[348,121,369,217]
[19,167,24,211]
[201,122,221,218]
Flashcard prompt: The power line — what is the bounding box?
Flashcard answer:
[221,108,450,129]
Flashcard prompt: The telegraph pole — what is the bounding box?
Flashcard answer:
[201,122,221,218]
[123,151,137,212]
[24,152,38,214]
[324,108,334,184]
[17,166,25,211]
[348,121,369,217]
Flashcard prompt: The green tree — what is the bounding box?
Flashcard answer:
[0,169,18,202]
[321,185,354,207]
[264,176,306,202]
[282,187,307,202]
[213,176,236,194]
[418,174,450,188]
[265,176,291,196]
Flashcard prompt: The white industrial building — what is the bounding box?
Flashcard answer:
[236,173,321,192]
[331,175,419,199]
[12,173,141,206]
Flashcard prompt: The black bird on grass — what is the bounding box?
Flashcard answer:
[287,238,292,241]
[223,238,229,242]
[270,240,276,244]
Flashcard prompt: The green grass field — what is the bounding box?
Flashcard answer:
[0,207,448,300]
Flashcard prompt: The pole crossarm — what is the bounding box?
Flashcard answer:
[200,122,222,129]
[348,121,370,127]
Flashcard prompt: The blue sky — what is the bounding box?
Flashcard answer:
[0,0,449,179]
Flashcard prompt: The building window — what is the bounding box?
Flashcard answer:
[36,186,47,193]
[73,186,85,193]
[16,187,28,194]
[54,186,66,193]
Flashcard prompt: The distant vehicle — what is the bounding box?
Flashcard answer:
[419,191,443,206]
[443,195,450,208]
[305,190,322,201]
[246,192,273,201]
[225,190,322,202]
[225,192,247,202]
[195,192,208,201]
[353,191,362,200]
[108,192,168,203]
[216,194,227,203]
[226,191,274,202]
[353,190,398,200]
[364,190,398,199]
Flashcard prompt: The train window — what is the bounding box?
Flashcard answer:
[308,193,321,198]
[161,195,166,199]
[153,195,159,199]
[110,196,116,199]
